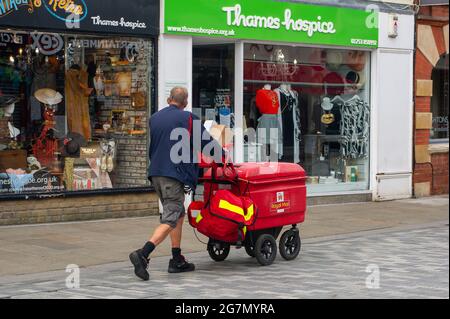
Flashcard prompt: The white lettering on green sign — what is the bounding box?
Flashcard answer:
[222,4,336,37]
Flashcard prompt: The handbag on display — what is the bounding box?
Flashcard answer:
[131,80,146,109]
[115,72,132,97]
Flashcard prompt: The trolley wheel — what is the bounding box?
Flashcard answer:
[207,240,230,262]
[279,228,301,261]
[255,234,277,266]
[244,242,256,258]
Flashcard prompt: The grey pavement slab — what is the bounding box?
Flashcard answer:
[0,196,448,276]
[0,222,447,299]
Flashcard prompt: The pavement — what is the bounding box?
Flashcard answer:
[0,221,447,299]
[0,195,448,299]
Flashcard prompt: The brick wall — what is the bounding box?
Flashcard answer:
[431,153,449,195]
[0,192,159,226]
[115,136,149,187]
[88,39,151,188]
[413,5,449,197]
[419,5,449,18]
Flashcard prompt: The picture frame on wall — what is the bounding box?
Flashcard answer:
[111,110,126,131]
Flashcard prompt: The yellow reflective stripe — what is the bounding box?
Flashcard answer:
[218,200,255,222]
[219,199,244,215]
[196,212,203,223]
[243,226,247,236]
[247,205,254,220]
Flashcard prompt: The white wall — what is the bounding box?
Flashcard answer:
[378,12,415,51]
[372,12,415,201]
[158,34,193,111]
[158,0,193,111]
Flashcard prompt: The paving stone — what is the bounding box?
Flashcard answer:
[0,224,447,299]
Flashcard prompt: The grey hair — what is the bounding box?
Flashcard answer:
[169,86,188,105]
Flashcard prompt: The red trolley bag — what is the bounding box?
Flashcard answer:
[188,189,255,244]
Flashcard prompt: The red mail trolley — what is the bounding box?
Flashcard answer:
[188,162,307,266]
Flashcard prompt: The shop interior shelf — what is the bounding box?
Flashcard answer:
[244,79,365,88]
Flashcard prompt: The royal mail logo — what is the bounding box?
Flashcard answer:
[0,0,87,23]
[276,191,284,203]
[271,201,291,211]
[272,191,290,212]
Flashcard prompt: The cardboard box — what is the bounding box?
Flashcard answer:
[209,124,233,147]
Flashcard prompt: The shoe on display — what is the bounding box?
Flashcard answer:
[107,154,114,172]
[100,155,107,172]
[168,255,195,273]
[129,249,150,281]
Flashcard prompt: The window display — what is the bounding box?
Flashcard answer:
[243,44,371,193]
[193,45,235,130]
[0,31,153,196]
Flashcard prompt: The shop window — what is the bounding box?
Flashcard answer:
[0,31,153,196]
[193,44,235,129]
[430,54,449,142]
[243,44,371,193]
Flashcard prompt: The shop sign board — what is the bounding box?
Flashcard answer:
[0,0,159,36]
[165,0,379,48]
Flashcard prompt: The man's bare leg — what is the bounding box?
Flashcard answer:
[170,216,184,249]
[149,224,173,246]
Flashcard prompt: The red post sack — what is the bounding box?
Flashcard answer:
[188,190,256,243]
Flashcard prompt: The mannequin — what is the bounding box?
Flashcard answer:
[255,84,282,160]
[275,84,301,163]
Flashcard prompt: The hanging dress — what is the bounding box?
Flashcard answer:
[65,68,92,140]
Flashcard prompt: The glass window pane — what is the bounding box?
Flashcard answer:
[0,31,153,196]
[430,54,449,141]
[243,44,371,193]
[193,44,235,128]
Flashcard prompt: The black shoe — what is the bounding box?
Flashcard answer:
[168,255,195,273]
[129,249,150,281]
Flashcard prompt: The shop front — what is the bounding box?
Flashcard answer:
[160,0,415,202]
[413,1,449,197]
[0,0,160,224]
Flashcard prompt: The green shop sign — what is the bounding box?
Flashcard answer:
[164,0,379,48]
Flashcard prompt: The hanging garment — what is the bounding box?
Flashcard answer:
[313,101,342,135]
[257,114,282,145]
[255,89,279,114]
[275,88,301,164]
[255,89,282,158]
[249,97,259,128]
[65,68,92,140]
[339,98,370,159]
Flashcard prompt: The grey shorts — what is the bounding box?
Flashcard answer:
[151,176,185,228]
